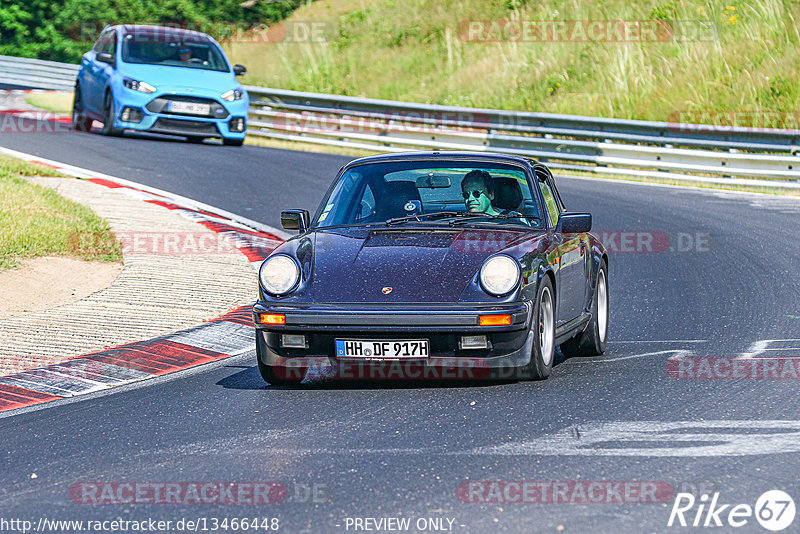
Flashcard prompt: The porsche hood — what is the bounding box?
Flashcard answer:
[306,226,542,303]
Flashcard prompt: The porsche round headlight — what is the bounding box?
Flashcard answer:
[260,255,300,295]
[479,255,520,296]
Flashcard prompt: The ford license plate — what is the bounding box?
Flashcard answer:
[168,101,211,115]
[335,339,429,359]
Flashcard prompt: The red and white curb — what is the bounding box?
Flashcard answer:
[0,89,72,127]
[0,89,57,95]
[0,109,71,132]
[0,148,287,413]
[0,307,255,411]
[86,176,285,269]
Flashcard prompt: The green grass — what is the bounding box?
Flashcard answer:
[224,0,800,125]
[0,156,121,270]
[24,92,74,114]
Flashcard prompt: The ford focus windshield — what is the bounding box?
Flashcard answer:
[315,160,541,228]
[121,33,229,72]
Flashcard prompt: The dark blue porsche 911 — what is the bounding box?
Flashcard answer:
[253,152,609,384]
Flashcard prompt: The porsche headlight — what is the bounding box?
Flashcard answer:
[479,255,520,296]
[221,89,244,101]
[259,255,300,295]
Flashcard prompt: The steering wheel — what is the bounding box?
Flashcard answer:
[187,58,204,64]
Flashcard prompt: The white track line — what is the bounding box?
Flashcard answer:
[608,340,708,343]
[566,349,693,364]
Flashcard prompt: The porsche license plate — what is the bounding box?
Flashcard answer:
[168,101,211,115]
[335,339,429,359]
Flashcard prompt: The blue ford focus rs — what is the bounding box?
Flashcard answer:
[72,24,248,146]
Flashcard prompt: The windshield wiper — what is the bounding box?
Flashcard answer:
[448,213,542,226]
[385,211,475,226]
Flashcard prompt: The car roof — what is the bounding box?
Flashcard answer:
[342,151,541,171]
[116,24,212,40]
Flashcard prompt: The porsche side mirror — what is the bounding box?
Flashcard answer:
[96,52,115,66]
[560,212,592,233]
[233,64,247,76]
[281,210,310,232]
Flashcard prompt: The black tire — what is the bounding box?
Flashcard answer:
[560,261,608,357]
[258,360,307,386]
[517,275,556,380]
[222,137,244,146]
[256,331,306,385]
[71,86,92,132]
[100,92,123,136]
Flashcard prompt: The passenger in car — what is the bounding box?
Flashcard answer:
[461,170,501,216]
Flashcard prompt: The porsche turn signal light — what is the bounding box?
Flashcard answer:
[479,314,511,326]
[259,313,286,325]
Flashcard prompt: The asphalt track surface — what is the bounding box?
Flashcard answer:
[1,129,800,533]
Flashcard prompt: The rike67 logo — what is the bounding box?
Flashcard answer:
[668,490,795,531]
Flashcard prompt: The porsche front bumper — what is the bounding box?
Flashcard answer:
[253,302,536,375]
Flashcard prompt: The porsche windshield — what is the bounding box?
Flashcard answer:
[121,32,229,72]
[315,161,541,228]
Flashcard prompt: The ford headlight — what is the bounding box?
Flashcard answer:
[479,255,520,296]
[221,89,244,101]
[123,78,156,94]
[259,255,300,295]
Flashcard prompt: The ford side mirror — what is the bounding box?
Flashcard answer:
[96,52,114,66]
[233,64,247,76]
[281,210,309,232]
[560,212,592,233]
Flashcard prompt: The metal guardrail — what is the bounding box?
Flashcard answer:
[0,55,79,91]
[1,54,799,188]
[245,87,800,187]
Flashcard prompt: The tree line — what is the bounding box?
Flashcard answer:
[0,0,310,62]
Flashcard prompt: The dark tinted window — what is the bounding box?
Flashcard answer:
[121,31,229,72]
[315,160,541,228]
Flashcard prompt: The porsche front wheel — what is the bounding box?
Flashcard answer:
[258,360,307,386]
[518,276,555,380]
[256,333,306,386]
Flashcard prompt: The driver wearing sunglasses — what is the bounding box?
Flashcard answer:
[461,170,501,216]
